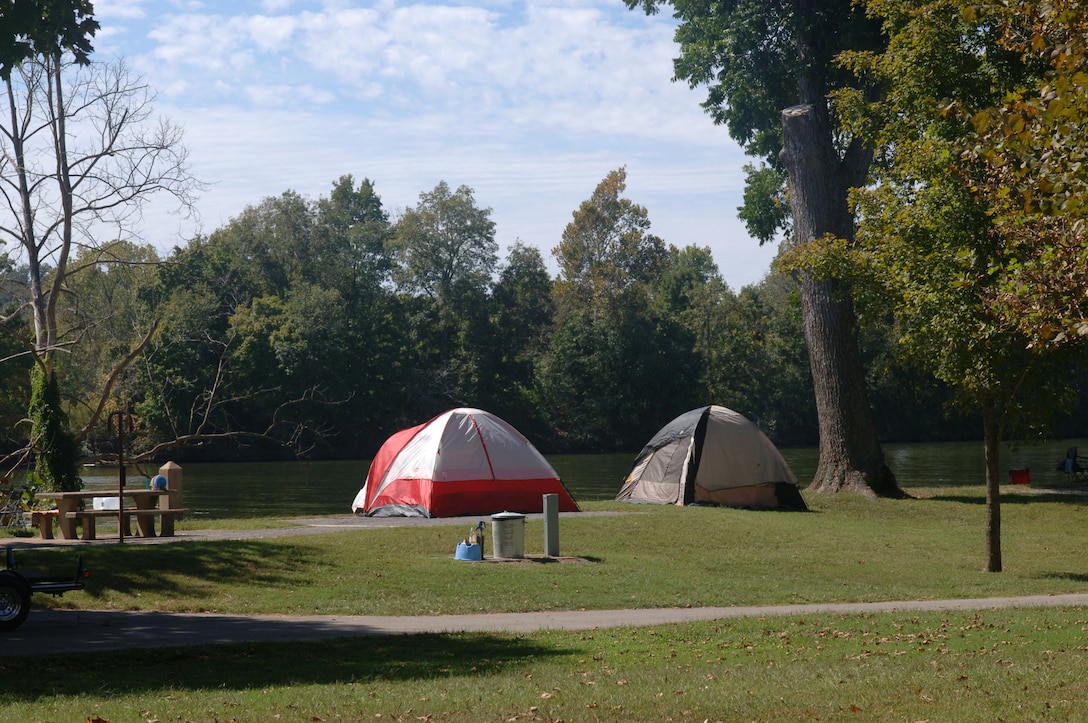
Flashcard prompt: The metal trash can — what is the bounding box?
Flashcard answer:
[491,511,526,559]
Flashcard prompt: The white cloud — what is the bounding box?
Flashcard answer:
[243,83,337,106]
[94,0,149,20]
[93,1,774,288]
[245,14,301,53]
[147,15,251,72]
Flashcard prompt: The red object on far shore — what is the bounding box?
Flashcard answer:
[1009,468,1031,485]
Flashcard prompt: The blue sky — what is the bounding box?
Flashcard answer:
[93,0,779,289]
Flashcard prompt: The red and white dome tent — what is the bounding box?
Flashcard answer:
[352,408,579,518]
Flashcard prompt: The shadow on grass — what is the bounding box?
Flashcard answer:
[1036,571,1088,584]
[13,540,319,600]
[0,633,571,701]
[926,493,1088,506]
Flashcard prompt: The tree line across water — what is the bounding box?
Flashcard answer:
[2,168,1084,464]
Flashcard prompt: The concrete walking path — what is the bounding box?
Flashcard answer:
[8,593,1088,658]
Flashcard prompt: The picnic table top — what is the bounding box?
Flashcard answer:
[37,489,170,500]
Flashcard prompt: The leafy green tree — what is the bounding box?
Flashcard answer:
[626,0,903,498]
[388,181,499,416]
[651,245,729,388]
[0,0,97,78]
[227,295,291,398]
[961,1,1088,344]
[26,363,79,489]
[53,241,161,457]
[838,0,1080,571]
[224,286,353,456]
[540,169,699,451]
[203,191,320,299]
[852,147,1073,571]
[477,243,554,435]
[719,275,818,446]
[536,300,701,451]
[390,181,497,304]
[553,167,667,311]
[492,243,554,374]
[315,175,392,309]
[652,252,819,448]
[143,228,320,456]
[737,165,790,246]
[137,177,408,459]
[0,258,34,455]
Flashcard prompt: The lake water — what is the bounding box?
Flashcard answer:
[74,439,1087,520]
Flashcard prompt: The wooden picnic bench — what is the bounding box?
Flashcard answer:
[37,489,185,541]
[62,507,190,540]
[29,509,60,539]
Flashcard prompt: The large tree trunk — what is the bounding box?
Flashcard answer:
[780,103,903,498]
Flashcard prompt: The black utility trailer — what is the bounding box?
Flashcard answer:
[0,547,88,631]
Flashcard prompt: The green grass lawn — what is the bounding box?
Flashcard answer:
[4,485,1088,721]
[3,608,1087,721]
[23,486,1088,616]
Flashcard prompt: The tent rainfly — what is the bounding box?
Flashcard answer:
[616,405,807,511]
[352,408,580,518]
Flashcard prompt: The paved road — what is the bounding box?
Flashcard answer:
[8,593,1088,657]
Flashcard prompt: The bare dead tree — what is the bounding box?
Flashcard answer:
[1,54,197,363]
[0,53,200,486]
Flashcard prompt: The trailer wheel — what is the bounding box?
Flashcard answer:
[0,570,30,631]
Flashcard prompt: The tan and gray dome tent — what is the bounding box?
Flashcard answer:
[616,405,807,511]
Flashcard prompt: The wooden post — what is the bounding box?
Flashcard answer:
[159,462,183,516]
[109,411,136,543]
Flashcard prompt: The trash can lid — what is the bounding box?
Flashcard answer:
[491,511,526,521]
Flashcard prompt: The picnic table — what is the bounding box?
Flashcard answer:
[36,489,187,541]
